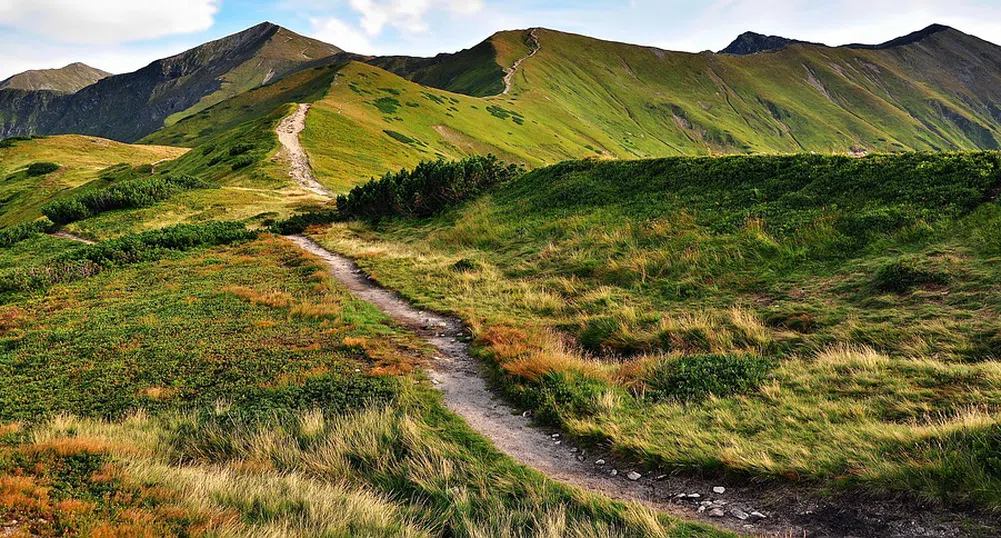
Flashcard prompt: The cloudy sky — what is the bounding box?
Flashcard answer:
[2,0,1001,80]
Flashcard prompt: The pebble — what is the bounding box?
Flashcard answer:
[522,410,531,418]
[750,511,767,520]
[610,469,618,477]
[713,486,726,494]
[554,440,562,446]
[570,447,578,453]
[595,459,606,465]
[686,493,702,499]
[627,471,642,481]
[707,508,726,518]
[551,433,560,439]
[730,509,749,521]
[655,474,667,480]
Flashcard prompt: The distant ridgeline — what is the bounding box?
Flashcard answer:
[2,22,1001,157]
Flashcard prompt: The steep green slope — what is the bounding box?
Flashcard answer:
[0,23,342,142]
[370,38,506,97]
[0,63,110,93]
[311,151,1001,511]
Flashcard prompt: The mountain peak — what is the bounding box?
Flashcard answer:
[0,63,110,93]
[847,24,956,50]
[719,32,819,55]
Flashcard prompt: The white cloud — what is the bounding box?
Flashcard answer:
[0,0,220,44]
[347,0,485,36]
[310,16,379,54]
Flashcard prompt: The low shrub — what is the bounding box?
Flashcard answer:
[337,155,523,221]
[230,156,256,171]
[228,143,254,157]
[644,354,772,402]
[525,370,609,424]
[0,136,32,149]
[41,175,213,225]
[872,259,948,294]
[0,222,257,293]
[268,210,339,235]
[26,162,60,176]
[0,219,54,248]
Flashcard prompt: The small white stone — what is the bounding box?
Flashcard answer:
[627,471,642,481]
[595,459,606,465]
[610,469,618,476]
[713,486,726,494]
[750,511,767,520]
[554,440,562,445]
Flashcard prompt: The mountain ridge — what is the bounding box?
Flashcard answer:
[0,62,110,93]
[0,22,342,142]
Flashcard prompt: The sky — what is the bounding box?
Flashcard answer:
[2,0,1001,81]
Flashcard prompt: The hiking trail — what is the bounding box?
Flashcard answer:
[276,104,333,197]
[503,29,541,95]
[276,98,996,538]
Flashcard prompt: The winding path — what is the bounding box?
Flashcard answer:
[276,100,997,538]
[503,29,541,95]
[276,104,333,197]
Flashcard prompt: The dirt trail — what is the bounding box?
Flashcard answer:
[48,231,95,244]
[274,89,994,538]
[276,104,333,197]
[287,235,998,538]
[503,29,541,95]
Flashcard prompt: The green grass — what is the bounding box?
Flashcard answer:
[308,151,1001,510]
[0,135,186,228]
[0,235,730,538]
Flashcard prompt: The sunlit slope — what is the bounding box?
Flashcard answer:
[496,27,1001,155]
[142,25,1001,191]
[0,136,186,226]
[301,62,606,191]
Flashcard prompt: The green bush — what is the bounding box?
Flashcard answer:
[645,354,772,402]
[0,219,54,248]
[230,155,256,171]
[228,143,255,157]
[268,210,339,235]
[527,370,609,424]
[0,222,257,293]
[872,259,948,294]
[337,155,523,221]
[41,175,212,225]
[0,136,32,149]
[26,162,60,176]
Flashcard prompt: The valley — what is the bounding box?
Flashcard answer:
[2,14,1001,538]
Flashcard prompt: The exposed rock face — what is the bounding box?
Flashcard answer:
[719,32,819,55]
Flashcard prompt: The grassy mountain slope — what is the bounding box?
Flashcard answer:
[0,136,185,227]
[148,24,1001,193]
[0,23,341,142]
[312,151,1001,511]
[0,63,110,93]
[370,38,506,97]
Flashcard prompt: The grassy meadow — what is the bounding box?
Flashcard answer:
[0,229,729,537]
[0,136,186,228]
[308,151,1001,511]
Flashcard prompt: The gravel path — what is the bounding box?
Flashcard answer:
[503,29,541,95]
[276,104,333,197]
[48,231,95,244]
[275,97,998,538]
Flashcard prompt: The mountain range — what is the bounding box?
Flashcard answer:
[3,21,1001,166]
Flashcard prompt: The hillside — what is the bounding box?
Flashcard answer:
[311,152,1001,521]
[144,23,1001,192]
[0,136,186,227]
[0,63,109,93]
[0,23,342,142]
